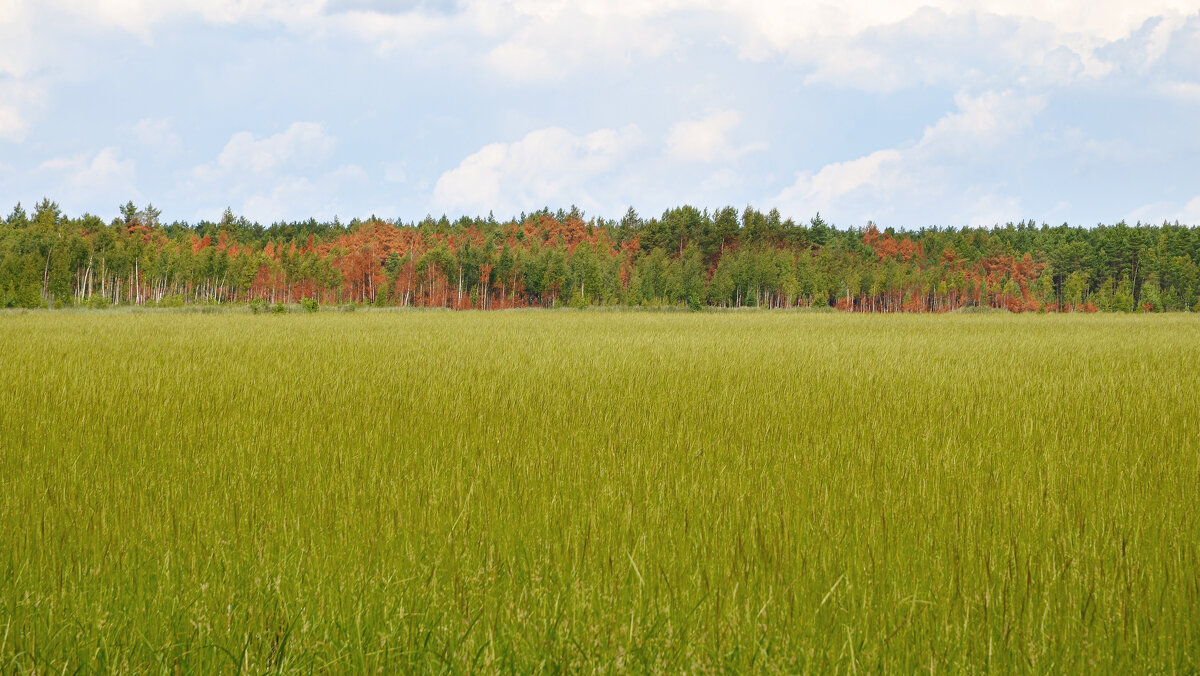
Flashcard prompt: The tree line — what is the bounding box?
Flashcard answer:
[3,198,1199,312]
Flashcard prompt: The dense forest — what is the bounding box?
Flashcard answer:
[3,198,1199,312]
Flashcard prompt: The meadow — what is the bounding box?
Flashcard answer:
[1,309,1198,672]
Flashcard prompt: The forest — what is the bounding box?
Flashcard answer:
[3,198,1200,312]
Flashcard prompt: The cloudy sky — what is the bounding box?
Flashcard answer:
[2,0,1200,227]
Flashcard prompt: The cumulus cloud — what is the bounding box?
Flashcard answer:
[486,42,566,82]
[432,125,643,216]
[320,8,453,54]
[466,1,1200,88]
[0,79,44,142]
[666,110,763,163]
[37,0,328,39]
[6,0,1200,223]
[9,1,1200,97]
[478,2,674,82]
[235,165,368,223]
[8,0,1200,86]
[186,122,363,223]
[38,147,140,200]
[775,89,1046,226]
[711,0,1197,56]
[0,0,36,78]
[187,163,368,224]
[1175,196,1200,225]
[194,122,335,180]
[1128,196,1200,225]
[1155,80,1200,101]
[131,118,183,157]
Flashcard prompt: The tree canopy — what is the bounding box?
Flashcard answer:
[3,200,1199,312]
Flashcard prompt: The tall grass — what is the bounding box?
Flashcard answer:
[1,311,1198,672]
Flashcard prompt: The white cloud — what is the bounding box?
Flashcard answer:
[0,0,36,78]
[775,89,1045,225]
[21,0,449,56]
[478,3,674,82]
[699,168,740,192]
[38,147,140,199]
[1034,45,1086,86]
[9,0,1200,97]
[39,0,328,39]
[0,79,45,142]
[5,0,1200,224]
[712,0,1198,55]
[1175,196,1200,224]
[432,125,643,216]
[321,8,453,54]
[7,0,1200,86]
[468,1,1200,89]
[184,122,359,222]
[486,41,566,82]
[666,110,762,163]
[1128,196,1200,225]
[234,164,368,223]
[30,0,1200,45]
[196,122,336,179]
[131,118,183,157]
[1156,80,1200,101]
[783,149,902,210]
[383,162,407,183]
[921,89,1045,154]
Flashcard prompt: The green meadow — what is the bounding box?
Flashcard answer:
[1,310,1198,672]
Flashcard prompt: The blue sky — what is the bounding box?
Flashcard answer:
[2,1,1200,228]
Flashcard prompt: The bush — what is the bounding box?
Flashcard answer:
[249,298,268,315]
[272,302,287,314]
[16,284,43,309]
[301,297,319,313]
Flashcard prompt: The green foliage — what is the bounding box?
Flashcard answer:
[272,302,287,314]
[12,283,43,309]
[248,298,268,314]
[301,297,319,313]
[3,201,1200,312]
[1114,279,1136,312]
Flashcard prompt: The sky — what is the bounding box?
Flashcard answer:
[2,0,1200,228]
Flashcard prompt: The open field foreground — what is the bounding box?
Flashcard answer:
[1,310,1199,672]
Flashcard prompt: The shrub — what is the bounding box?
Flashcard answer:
[301,298,319,313]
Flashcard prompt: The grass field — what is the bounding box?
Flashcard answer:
[1,309,1198,672]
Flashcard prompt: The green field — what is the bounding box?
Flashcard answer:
[1,310,1198,672]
